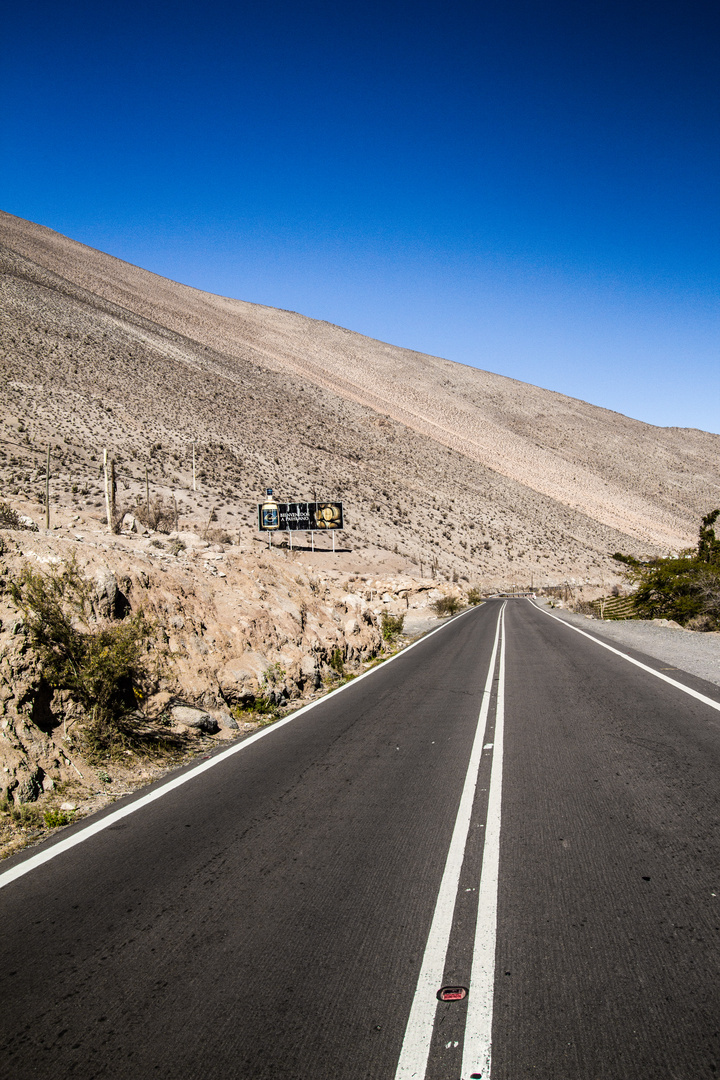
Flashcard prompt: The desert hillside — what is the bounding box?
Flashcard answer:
[2,209,719,582]
[2,209,719,853]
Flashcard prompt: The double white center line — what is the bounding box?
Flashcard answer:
[394,602,507,1080]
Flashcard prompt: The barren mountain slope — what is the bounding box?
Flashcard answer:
[2,210,719,581]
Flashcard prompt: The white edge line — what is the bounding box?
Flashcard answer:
[394,602,505,1080]
[530,600,720,714]
[461,604,506,1080]
[0,605,480,890]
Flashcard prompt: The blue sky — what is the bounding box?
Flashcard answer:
[2,0,718,432]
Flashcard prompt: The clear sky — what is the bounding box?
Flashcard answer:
[2,0,718,432]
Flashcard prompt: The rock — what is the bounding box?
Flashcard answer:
[60,802,77,811]
[218,711,239,730]
[344,618,359,636]
[15,766,44,803]
[147,691,173,715]
[170,706,220,734]
[94,568,130,619]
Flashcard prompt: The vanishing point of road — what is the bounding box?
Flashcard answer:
[2,599,719,1079]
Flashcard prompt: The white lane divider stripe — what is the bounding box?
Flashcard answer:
[394,603,505,1080]
[533,602,720,714]
[0,606,479,891]
[461,603,507,1080]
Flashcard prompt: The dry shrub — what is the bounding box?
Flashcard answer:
[0,501,37,530]
[204,527,233,544]
[432,595,461,617]
[135,496,176,534]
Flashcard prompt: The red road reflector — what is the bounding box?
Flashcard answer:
[436,985,468,1001]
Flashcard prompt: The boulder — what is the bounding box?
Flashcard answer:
[170,706,219,734]
[218,711,239,730]
[94,568,130,619]
[14,765,44,804]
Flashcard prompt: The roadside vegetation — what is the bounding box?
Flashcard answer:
[431,595,462,617]
[381,611,405,641]
[9,559,161,756]
[613,509,720,629]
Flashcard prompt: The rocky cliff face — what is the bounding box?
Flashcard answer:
[0,517,459,857]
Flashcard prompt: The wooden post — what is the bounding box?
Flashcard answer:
[145,466,150,520]
[173,493,178,532]
[45,445,51,530]
[103,449,112,532]
[110,458,116,523]
[192,442,196,491]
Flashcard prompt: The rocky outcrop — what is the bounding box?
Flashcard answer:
[0,525,457,831]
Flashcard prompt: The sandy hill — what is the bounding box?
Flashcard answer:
[2,209,719,584]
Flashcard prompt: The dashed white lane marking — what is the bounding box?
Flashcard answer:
[394,603,505,1080]
[0,607,479,891]
[461,603,507,1080]
[533,602,720,714]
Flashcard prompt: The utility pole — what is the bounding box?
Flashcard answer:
[192,442,196,491]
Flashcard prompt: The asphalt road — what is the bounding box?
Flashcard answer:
[1,599,719,1080]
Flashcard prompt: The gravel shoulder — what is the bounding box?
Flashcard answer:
[532,598,720,689]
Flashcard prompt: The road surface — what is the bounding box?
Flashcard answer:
[1,599,719,1079]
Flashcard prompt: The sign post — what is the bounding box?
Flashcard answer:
[258,501,344,553]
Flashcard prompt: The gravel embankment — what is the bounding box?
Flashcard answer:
[532,598,720,689]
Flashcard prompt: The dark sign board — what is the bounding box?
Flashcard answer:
[258,501,344,531]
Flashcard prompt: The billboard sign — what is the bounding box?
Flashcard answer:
[257,501,344,532]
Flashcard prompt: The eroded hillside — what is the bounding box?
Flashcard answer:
[4,210,718,585]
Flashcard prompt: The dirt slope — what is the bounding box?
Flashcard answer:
[2,209,719,583]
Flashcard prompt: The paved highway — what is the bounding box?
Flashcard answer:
[1,600,719,1079]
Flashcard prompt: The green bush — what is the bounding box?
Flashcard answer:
[0,799,43,828]
[44,808,71,828]
[231,695,278,722]
[10,559,154,749]
[613,509,720,628]
[432,595,461,617]
[330,647,345,674]
[467,587,483,605]
[381,612,405,641]
[262,662,285,686]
